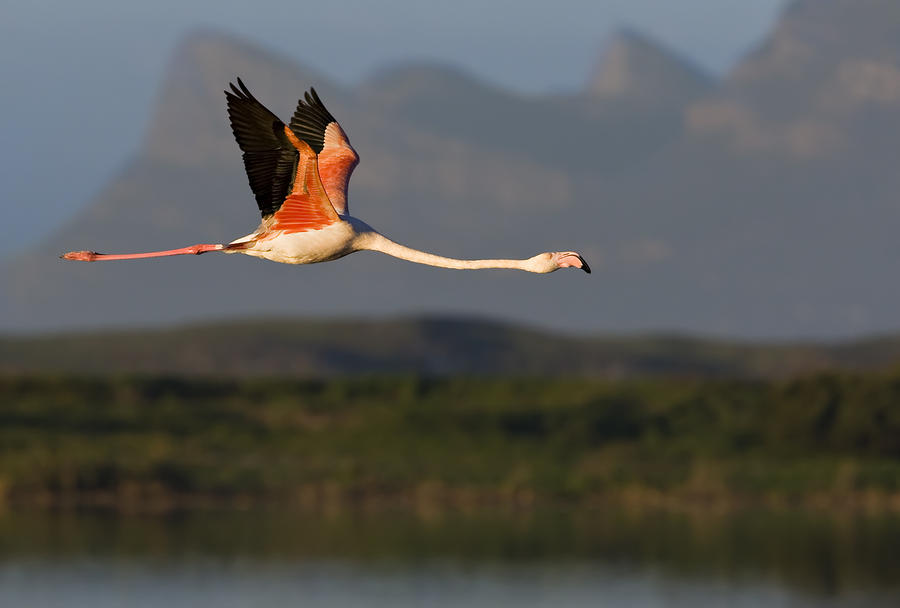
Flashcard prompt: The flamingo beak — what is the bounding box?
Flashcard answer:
[556,253,591,274]
[578,255,591,274]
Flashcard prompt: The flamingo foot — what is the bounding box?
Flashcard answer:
[60,250,99,262]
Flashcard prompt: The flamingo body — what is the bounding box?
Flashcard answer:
[231,218,363,265]
[62,79,590,275]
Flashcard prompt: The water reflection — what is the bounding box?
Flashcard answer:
[0,507,898,607]
[4,560,897,608]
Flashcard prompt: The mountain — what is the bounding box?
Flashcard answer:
[4,0,900,338]
[3,315,899,378]
[360,44,701,175]
[662,0,900,336]
[691,0,900,157]
[587,28,712,107]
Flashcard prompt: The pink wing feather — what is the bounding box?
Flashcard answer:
[290,89,359,216]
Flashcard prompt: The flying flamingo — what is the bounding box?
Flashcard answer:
[62,79,590,274]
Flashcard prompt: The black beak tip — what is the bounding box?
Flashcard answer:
[579,256,591,274]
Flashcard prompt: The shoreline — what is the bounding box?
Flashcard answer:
[5,483,900,515]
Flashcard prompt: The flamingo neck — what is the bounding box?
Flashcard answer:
[363,233,532,272]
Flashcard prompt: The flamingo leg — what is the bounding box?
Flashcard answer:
[61,243,224,262]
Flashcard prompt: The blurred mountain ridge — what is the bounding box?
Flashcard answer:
[4,315,900,378]
[4,0,900,338]
[587,27,713,105]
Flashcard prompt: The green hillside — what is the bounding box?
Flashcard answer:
[2,369,899,510]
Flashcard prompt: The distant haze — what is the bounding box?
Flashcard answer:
[1,0,784,254]
[11,0,900,339]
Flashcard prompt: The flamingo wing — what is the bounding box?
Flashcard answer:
[269,128,340,232]
[289,88,359,215]
[226,79,340,232]
[225,78,298,220]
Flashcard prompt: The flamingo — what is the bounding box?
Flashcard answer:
[62,79,590,274]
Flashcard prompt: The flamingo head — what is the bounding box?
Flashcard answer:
[528,251,591,274]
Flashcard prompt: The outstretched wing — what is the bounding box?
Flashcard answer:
[289,88,359,215]
[225,78,298,219]
[268,128,340,232]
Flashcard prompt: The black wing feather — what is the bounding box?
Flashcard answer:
[289,87,337,154]
[225,78,298,219]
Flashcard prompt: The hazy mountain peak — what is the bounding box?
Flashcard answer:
[143,29,338,168]
[587,28,712,104]
[730,0,900,107]
[364,61,489,91]
[359,60,524,117]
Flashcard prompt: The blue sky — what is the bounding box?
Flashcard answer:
[0,0,786,254]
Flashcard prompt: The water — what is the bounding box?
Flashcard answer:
[1,508,898,607]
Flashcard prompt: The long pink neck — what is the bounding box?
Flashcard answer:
[61,243,224,262]
[363,233,533,272]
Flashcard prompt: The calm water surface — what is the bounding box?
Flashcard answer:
[1,508,898,607]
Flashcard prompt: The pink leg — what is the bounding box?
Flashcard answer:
[61,243,223,262]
